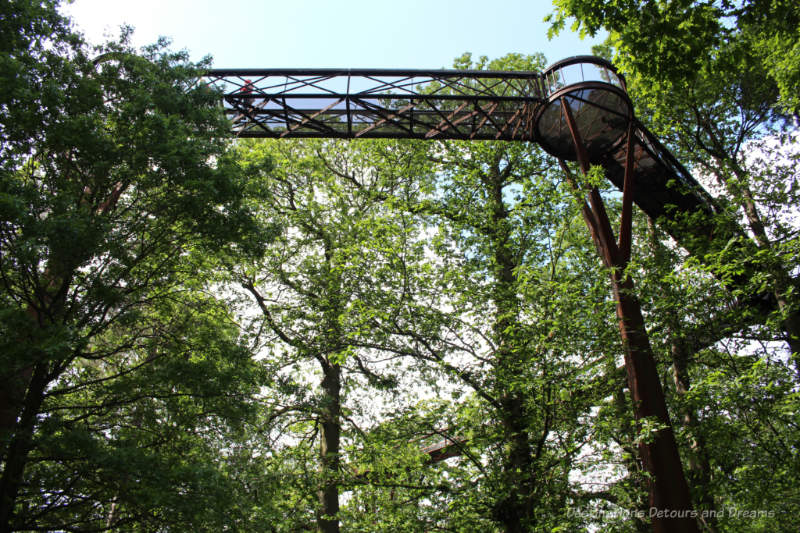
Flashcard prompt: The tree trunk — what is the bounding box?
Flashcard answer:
[317,361,341,533]
[725,163,800,375]
[648,217,717,531]
[0,361,50,531]
[486,166,538,532]
[671,341,718,532]
[492,394,535,533]
[0,368,33,450]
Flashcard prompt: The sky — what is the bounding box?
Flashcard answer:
[61,0,606,70]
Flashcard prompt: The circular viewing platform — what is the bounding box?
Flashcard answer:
[534,56,632,162]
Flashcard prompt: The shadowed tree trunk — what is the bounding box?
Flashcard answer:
[0,362,50,531]
[317,361,341,533]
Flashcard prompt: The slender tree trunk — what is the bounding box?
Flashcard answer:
[724,163,800,374]
[1,266,71,454]
[486,167,538,532]
[738,194,800,371]
[1,306,47,453]
[0,361,50,531]
[648,218,718,531]
[494,395,535,533]
[105,497,119,529]
[317,361,341,533]
[774,293,800,376]
[671,341,718,532]
[0,368,33,449]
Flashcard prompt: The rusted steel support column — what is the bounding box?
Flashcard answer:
[617,121,636,265]
[560,98,698,533]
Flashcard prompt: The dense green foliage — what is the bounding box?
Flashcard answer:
[549,1,800,531]
[1,0,798,532]
[547,0,800,114]
[0,1,269,530]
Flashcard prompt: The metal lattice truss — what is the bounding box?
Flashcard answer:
[204,69,544,140]
[204,59,722,256]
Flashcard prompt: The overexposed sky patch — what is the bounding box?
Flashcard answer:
[61,0,606,69]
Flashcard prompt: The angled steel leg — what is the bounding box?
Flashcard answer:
[560,98,698,533]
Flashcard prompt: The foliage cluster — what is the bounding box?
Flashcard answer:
[0,1,798,532]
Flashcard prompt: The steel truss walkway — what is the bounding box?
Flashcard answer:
[205,56,721,255]
[205,58,740,530]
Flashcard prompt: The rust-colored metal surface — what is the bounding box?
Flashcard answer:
[205,68,543,141]
[420,436,466,464]
[560,96,698,533]
[205,57,720,255]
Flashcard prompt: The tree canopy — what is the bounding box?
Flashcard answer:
[1,1,270,530]
[1,1,798,532]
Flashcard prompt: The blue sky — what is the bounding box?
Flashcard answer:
[62,0,606,70]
